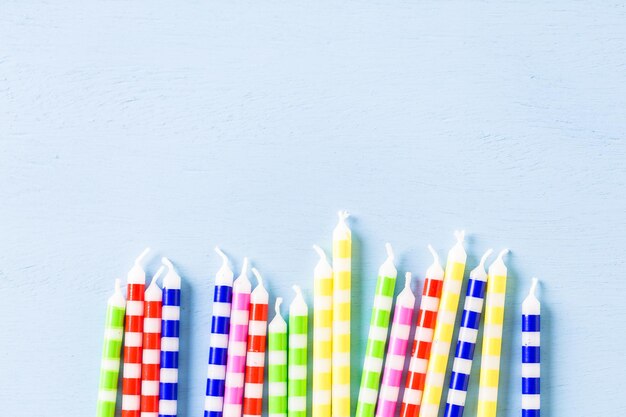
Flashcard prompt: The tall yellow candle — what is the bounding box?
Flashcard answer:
[332,210,351,417]
[313,245,333,417]
[419,231,467,417]
[476,249,510,417]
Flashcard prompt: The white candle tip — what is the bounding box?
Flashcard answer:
[252,267,263,286]
[427,244,439,264]
[385,242,395,260]
[405,272,412,288]
[161,256,173,269]
[114,278,122,295]
[480,249,494,269]
[293,285,303,299]
[338,210,350,221]
[313,244,327,261]
[135,247,151,265]
[275,297,283,315]
[496,248,510,262]
[240,257,249,277]
[214,246,229,265]
[454,230,465,244]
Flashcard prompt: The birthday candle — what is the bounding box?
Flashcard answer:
[419,232,467,417]
[159,258,181,417]
[268,298,288,417]
[288,286,309,417]
[223,259,252,417]
[96,279,126,417]
[522,278,540,417]
[141,266,166,417]
[400,245,444,417]
[476,249,510,417]
[122,248,151,417]
[312,245,333,417]
[355,243,397,417]
[443,249,493,417]
[332,210,352,417]
[242,268,269,417]
[204,248,234,417]
[376,272,416,417]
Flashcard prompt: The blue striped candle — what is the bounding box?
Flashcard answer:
[204,248,235,417]
[522,278,540,417]
[443,249,493,417]
[159,258,181,417]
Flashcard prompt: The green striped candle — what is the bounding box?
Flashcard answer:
[288,286,309,417]
[268,298,288,417]
[355,243,398,417]
[96,279,126,417]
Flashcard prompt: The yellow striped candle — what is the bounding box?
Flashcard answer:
[419,231,467,417]
[332,210,351,417]
[313,245,333,417]
[476,249,510,417]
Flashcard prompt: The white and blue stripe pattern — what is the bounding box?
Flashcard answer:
[444,249,492,417]
[160,257,181,417]
[204,248,234,417]
[522,278,540,417]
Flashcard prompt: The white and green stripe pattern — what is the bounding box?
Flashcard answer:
[97,279,126,417]
[288,286,308,417]
[268,298,288,417]
[355,244,397,417]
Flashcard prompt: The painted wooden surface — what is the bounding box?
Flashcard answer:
[1,1,625,416]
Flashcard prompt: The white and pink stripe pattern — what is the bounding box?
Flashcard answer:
[376,273,416,417]
[223,258,252,417]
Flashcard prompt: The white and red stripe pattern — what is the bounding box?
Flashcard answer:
[400,245,444,417]
[242,268,269,417]
[223,258,252,417]
[141,266,165,417]
[122,248,151,417]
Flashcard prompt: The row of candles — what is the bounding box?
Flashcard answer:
[96,212,541,417]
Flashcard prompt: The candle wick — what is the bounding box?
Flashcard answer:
[214,246,229,266]
[135,247,151,265]
[151,265,166,286]
[496,248,510,263]
[114,278,122,295]
[292,285,303,299]
[252,268,263,286]
[338,210,350,222]
[454,230,465,244]
[530,277,538,296]
[275,297,283,315]
[313,244,327,261]
[240,257,249,277]
[162,256,174,270]
[385,242,394,260]
[479,248,494,269]
[405,272,412,288]
[427,244,440,266]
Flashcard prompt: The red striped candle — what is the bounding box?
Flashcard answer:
[242,268,269,417]
[140,266,165,417]
[122,248,151,417]
[399,245,444,417]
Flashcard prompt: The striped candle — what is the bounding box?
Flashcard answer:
[122,248,151,417]
[159,257,181,417]
[355,243,397,417]
[476,249,510,417]
[204,248,234,417]
[141,266,166,417]
[242,268,269,417]
[419,232,467,417]
[223,259,252,417]
[96,279,126,417]
[332,210,352,417]
[312,245,333,417]
[522,278,540,417]
[268,298,288,417]
[376,272,416,417]
[288,286,309,417]
[443,249,493,417]
[400,245,444,417]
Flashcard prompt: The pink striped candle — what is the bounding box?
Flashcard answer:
[376,272,416,417]
[223,258,252,417]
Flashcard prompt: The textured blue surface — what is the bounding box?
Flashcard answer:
[1,1,626,416]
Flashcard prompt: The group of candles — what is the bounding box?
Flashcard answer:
[96,211,541,417]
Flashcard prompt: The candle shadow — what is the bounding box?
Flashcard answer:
[177,270,193,417]
[540,285,552,417]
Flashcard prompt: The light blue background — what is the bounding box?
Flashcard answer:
[1,1,625,416]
